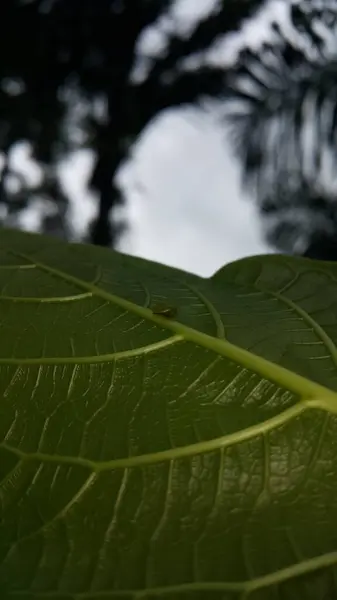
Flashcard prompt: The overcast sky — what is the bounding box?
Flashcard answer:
[116,108,270,276]
[6,0,290,277]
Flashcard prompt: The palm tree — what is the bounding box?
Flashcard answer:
[224,0,337,259]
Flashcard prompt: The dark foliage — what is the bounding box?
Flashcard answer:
[0,0,264,246]
[223,0,337,259]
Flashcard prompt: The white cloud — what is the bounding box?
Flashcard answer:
[118,107,271,277]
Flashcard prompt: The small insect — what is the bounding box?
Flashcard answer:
[151,303,177,319]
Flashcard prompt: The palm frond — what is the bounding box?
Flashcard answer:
[222,0,337,252]
[222,0,337,254]
[144,0,266,90]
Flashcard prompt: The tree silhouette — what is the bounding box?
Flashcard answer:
[223,0,337,259]
[0,0,264,246]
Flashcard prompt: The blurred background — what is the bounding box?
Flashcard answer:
[1,0,337,276]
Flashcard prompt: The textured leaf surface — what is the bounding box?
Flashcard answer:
[1,229,337,599]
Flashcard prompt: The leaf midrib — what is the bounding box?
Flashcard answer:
[6,248,337,405]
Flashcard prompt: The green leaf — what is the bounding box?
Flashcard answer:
[1,228,337,599]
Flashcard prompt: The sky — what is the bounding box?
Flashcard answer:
[3,0,291,278]
[116,108,269,276]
